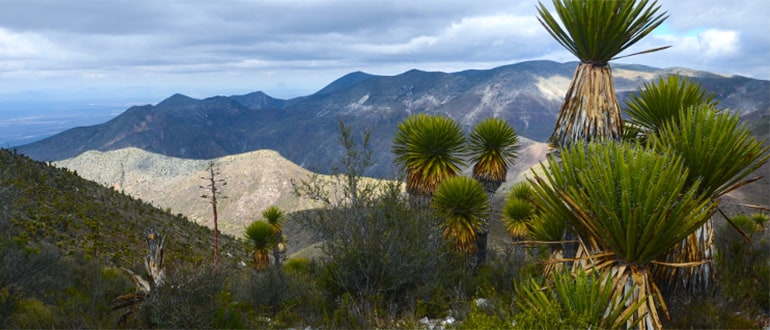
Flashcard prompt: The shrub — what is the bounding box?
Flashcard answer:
[235,267,326,327]
[513,267,642,329]
[139,265,237,328]
[293,121,475,327]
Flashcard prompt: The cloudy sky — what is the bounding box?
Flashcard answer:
[1,0,768,102]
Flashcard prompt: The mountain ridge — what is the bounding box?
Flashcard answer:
[16,60,770,177]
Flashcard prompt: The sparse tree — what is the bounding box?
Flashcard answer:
[200,161,226,267]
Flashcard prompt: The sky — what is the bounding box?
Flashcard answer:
[0,0,769,104]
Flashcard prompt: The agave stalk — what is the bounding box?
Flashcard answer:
[530,142,715,328]
[537,0,668,147]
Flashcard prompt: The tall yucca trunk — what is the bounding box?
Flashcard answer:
[474,188,497,266]
[542,248,564,279]
[550,62,623,147]
[253,251,269,271]
[654,219,715,293]
[607,264,668,330]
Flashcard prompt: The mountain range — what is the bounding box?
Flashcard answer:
[16,60,770,178]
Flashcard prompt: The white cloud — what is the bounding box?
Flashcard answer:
[0,28,54,58]
[698,29,740,58]
[0,0,767,101]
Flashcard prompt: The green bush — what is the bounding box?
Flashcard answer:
[235,267,326,327]
[283,257,316,276]
[10,298,55,328]
[292,122,477,327]
[139,265,238,328]
[513,267,641,329]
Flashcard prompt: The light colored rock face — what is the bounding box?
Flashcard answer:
[54,148,321,239]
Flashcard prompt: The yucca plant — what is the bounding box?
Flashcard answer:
[537,0,668,147]
[503,181,572,277]
[467,118,521,193]
[262,206,285,267]
[514,267,645,329]
[467,117,520,264]
[501,197,534,239]
[529,141,715,328]
[623,75,718,142]
[392,114,466,201]
[431,176,490,255]
[648,105,769,292]
[244,220,278,271]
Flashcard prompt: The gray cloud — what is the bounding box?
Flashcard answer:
[0,0,767,100]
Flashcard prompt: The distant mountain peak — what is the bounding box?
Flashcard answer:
[314,71,376,96]
[156,93,197,107]
[229,91,285,110]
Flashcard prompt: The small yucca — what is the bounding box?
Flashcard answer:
[244,220,278,271]
[432,176,490,255]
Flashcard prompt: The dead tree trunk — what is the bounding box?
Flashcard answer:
[201,161,226,267]
[113,228,165,324]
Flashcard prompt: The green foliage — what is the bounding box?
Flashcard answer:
[432,176,491,254]
[0,148,247,268]
[649,104,769,200]
[295,122,475,327]
[235,267,326,327]
[664,213,770,328]
[245,220,277,270]
[392,113,467,196]
[715,214,770,310]
[262,205,285,229]
[530,141,714,264]
[461,301,514,330]
[467,117,520,185]
[624,75,718,140]
[245,221,278,251]
[537,0,668,63]
[284,257,316,276]
[11,298,55,328]
[514,268,642,329]
[501,182,539,239]
[139,265,248,329]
